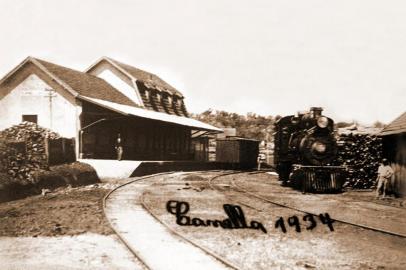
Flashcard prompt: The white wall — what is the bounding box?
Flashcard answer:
[0,74,78,138]
[89,62,142,106]
[98,69,141,105]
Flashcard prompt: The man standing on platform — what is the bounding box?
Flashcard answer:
[115,134,124,161]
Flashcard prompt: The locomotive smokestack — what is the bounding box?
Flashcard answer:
[310,107,323,118]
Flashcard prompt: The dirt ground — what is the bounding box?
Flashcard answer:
[0,184,114,237]
[0,182,146,269]
[142,172,406,270]
[0,233,145,270]
[1,172,405,270]
[341,189,406,209]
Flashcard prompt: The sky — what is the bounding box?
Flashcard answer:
[0,0,405,125]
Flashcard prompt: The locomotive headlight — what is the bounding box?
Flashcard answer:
[317,116,329,128]
[312,141,327,153]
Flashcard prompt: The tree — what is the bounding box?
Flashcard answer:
[191,110,275,141]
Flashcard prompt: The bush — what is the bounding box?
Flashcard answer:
[0,162,99,203]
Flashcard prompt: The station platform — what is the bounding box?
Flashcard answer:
[78,159,235,179]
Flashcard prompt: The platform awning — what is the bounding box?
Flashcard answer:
[79,95,222,132]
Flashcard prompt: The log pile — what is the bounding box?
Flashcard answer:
[335,133,383,189]
[0,122,60,183]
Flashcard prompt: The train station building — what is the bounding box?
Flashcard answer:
[0,56,221,161]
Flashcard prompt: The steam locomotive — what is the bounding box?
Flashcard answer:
[273,107,345,192]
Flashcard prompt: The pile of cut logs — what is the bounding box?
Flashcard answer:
[0,122,60,183]
[335,133,383,189]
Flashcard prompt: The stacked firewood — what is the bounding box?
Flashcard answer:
[0,122,60,183]
[335,133,383,189]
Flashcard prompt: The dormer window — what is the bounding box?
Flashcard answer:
[156,93,161,102]
[167,96,172,104]
[145,90,149,100]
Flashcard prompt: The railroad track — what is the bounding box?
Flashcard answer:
[102,171,177,270]
[103,169,405,270]
[103,170,240,270]
[140,190,239,270]
[208,170,406,238]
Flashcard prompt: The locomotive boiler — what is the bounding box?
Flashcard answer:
[273,107,345,192]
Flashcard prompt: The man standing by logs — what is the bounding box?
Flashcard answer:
[376,158,394,199]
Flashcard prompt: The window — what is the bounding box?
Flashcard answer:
[22,115,38,124]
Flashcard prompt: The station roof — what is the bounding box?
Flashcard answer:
[0,57,137,107]
[86,57,184,97]
[380,111,406,136]
[79,95,222,132]
[0,56,220,132]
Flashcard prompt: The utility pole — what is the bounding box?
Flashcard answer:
[44,88,57,129]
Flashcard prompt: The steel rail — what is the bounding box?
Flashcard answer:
[228,172,406,238]
[102,171,178,270]
[140,188,240,270]
[103,170,239,270]
[103,168,405,270]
